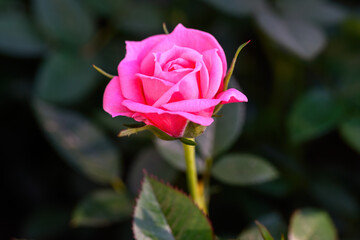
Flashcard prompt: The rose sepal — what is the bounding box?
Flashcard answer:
[118,124,196,146]
[162,22,169,34]
[183,121,207,138]
[93,64,115,79]
[223,40,250,92]
[213,40,250,115]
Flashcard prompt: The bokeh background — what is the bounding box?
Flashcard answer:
[2,0,360,239]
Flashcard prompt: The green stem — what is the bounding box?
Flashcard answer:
[182,138,207,213]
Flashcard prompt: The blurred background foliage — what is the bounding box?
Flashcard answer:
[1,0,360,239]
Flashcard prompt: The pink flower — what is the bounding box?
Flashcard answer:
[103,24,247,137]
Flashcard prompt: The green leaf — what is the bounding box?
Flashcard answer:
[155,138,205,172]
[339,68,360,108]
[84,0,125,16]
[127,148,177,194]
[0,10,46,56]
[340,115,360,154]
[115,2,162,36]
[201,0,262,16]
[34,100,121,184]
[277,0,346,26]
[254,0,326,60]
[288,208,337,240]
[72,189,133,227]
[35,51,97,104]
[310,180,359,219]
[212,153,278,186]
[24,207,68,239]
[287,89,345,143]
[133,175,214,240]
[32,0,94,45]
[198,81,246,158]
[239,212,286,240]
[255,221,274,240]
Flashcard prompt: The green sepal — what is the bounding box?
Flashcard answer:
[119,124,198,145]
[147,125,178,141]
[118,125,150,137]
[93,64,115,79]
[179,138,197,146]
[214,40,250,114]
[162,22,169,34]
[183,121,207,138]
[255,220,275,240]
[223,40,250,91]
[118,125,175,141]
[119,122,200,144]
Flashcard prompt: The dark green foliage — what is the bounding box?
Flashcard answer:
[133,175,213,240]
[288,208,337,240]
[34,100,121,184]
[71,189,133,227]
[212,153,278,185]
[0,10,46,56]
[2,0,360,239]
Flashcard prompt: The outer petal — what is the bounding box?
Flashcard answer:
[162,99,221,112]
[137,73,174,105]
[125,34,165,61]
[202,49,223,99]
[118,60,144,103]
[144,113,188,137]
[103,77,132,117]
[216,88,248,104]
[122,100,214,126]
[118,35,165,102]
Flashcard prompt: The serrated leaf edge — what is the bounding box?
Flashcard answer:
[132,173,215,240]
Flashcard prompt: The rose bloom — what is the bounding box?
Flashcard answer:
[103,24,247,137]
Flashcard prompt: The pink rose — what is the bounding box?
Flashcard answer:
[103,24,247,137]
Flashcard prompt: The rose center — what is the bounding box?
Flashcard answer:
[163,58,195,72]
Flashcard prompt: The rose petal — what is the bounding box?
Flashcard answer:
[125,35,165,61]
[153,45,203,84]
[137,73,174,105]
[117,60,145,103]
[162,99,221,112]
[151,24,227,78]
[202,49,223,99]
[118,35,165,102]
[157,45,200,67]
[103,77,132,117]
[152,62,202,107]
[144,113,188,137]
[154,59,192,84]
[216,88,248,103]
[122,100,214,126]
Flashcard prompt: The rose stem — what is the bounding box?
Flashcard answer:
[182,138,207,213]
